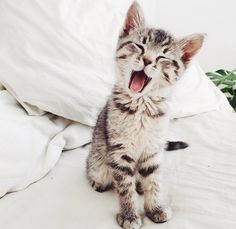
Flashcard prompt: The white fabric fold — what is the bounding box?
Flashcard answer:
[0,111,235,229]
[0,89,91,197]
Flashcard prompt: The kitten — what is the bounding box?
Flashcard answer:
[87,2,204,229]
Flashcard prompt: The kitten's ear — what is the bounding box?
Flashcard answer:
[122,1,144,36]
[179,33,205,64]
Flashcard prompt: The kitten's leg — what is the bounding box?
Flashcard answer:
[109,154,142,229]
[138,152,172,223]
[87,145,113,193]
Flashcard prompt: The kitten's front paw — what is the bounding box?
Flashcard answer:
[146,206,172,223]
[117,213,142,229]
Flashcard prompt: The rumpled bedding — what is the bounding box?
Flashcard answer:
[0,88,91,197]
[0,111,235,229]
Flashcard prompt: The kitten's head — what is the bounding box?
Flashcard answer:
[116,2,205,95]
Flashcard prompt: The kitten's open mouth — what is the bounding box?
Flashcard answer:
[129,70,152,93]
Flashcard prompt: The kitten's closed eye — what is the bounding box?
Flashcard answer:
[127,43,145,56]
[118,41,144,55]
[156,56,167,62]
[134,43,145,54]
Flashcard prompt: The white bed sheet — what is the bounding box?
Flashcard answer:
[0,89,91,198]
[0,111,236,229]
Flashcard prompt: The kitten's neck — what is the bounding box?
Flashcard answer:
[111,83,169,117]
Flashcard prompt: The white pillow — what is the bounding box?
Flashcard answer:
[0,0,132,126]
[0,0,232,126]
[168,61,232,118]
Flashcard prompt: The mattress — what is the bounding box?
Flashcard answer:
[0,111,236,229]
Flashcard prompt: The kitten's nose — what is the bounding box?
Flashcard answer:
[143,57,152,66]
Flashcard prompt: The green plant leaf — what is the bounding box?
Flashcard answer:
[206,72,222,78]
[216,69,230,76]
[206,68,236,111]
[223,80,235,86]
[218,84,229,90]
[224,92,233,99]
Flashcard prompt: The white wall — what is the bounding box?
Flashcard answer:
[139,0,236,71]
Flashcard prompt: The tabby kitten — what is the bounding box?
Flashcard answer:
[87,2,204,229]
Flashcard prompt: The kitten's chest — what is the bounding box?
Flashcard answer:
[132,114,168,143]
[109,110,169,153]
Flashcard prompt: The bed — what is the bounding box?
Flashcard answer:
[1,110,236,229]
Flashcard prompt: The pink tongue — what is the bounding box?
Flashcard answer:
[130,72,147,93]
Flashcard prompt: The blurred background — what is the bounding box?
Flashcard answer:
[139,0,236,71]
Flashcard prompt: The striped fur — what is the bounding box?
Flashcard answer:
[87,2,204,229]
